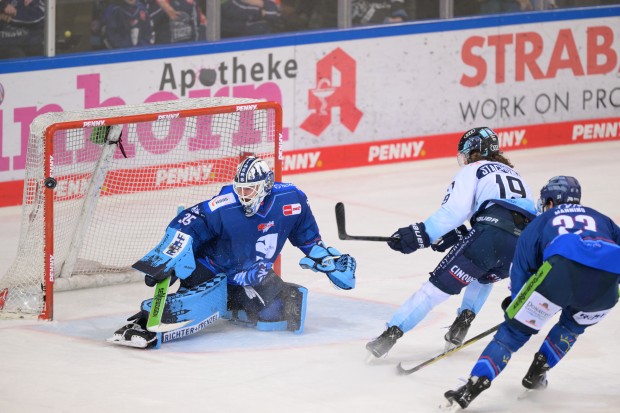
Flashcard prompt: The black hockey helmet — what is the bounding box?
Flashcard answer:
[457,127,500,158]
[538,175,581,212]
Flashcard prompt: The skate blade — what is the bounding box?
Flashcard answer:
[444,341,457,353]
[365,350,388,364]
[517,389,541,400]
[365,352,378,364]
[438,400,461,411]
[106,335,148,349]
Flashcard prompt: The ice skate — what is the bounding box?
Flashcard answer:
[444,309,475,351]
[522,352,550,390]
[443,376,491,410]
[107,316,158,349]
[366,325,403,360]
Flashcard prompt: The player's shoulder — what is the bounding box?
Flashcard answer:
[469,160,519,177]
[272,181,306,197]
[201,185,239,214]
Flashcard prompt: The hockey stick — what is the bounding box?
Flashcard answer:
[146,276,170,331]
[145,276,194,332]
[335,202,396,242]
[396,323,501,375]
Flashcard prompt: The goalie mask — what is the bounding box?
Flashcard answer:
[538,175,581,213]
[457,127,500,167]
[233,156,274,217]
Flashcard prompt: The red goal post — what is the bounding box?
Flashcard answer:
[0,98,282,320]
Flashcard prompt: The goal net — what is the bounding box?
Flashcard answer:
[0,98,282,320]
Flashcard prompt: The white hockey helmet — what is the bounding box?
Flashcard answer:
[233,156,274,217]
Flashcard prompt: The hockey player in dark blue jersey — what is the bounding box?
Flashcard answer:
[444,176,620,410]
[108,156,356,349]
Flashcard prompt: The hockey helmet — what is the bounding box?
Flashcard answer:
[538,175,581,213]
[457,127,500,166]
[233,156,274,217]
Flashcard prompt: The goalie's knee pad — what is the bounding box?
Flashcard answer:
[227,270,284,319]
[282,282,308,334]
[224,281,308,334]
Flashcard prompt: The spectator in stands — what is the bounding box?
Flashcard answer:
[148,0,201,44]
[99,0,153,49]
[0,0,45,59]
[278,0,337,31]
[478,0,533,14]
[221,0,282,38]
[91,0,109,50]
[531,0,558,8]
[352,0,408,26]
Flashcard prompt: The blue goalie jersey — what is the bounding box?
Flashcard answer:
[166,182,322,285]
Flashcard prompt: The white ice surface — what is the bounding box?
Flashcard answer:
[1,141,619,413]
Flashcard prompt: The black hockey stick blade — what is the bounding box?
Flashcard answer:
[335,202,396,242]
[396,323,501,375]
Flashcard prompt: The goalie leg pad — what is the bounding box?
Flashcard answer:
[139,273,227,345]
[224,280,307,334]
[282,282,308,334]
[226,270,284,320]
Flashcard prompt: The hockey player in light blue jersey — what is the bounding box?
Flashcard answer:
[108,156,356,349]
[444,176,620,410]
[366,127,536,359]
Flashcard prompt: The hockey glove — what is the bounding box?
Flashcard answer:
[501,296,512,311]
[132,228,196,287]
[231,261,273,286]
[299,244,356,290]
[388,222,431,254]
[431,225,468,252]
[144,271,178,287]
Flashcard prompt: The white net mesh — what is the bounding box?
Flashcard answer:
[0,98,280,319]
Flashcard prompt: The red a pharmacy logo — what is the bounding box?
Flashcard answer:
[301,48,363,136]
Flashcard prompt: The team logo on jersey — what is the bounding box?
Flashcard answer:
[208,193,235,211]
[164,231,191,257]
[283,203,302,216]
[258,221,275,233]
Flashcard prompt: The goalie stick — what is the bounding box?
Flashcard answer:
[145,276,194,332]
[335,202,396,242]
[396,323,501,375]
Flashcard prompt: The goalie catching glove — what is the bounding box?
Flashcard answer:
[299,243,356,290]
